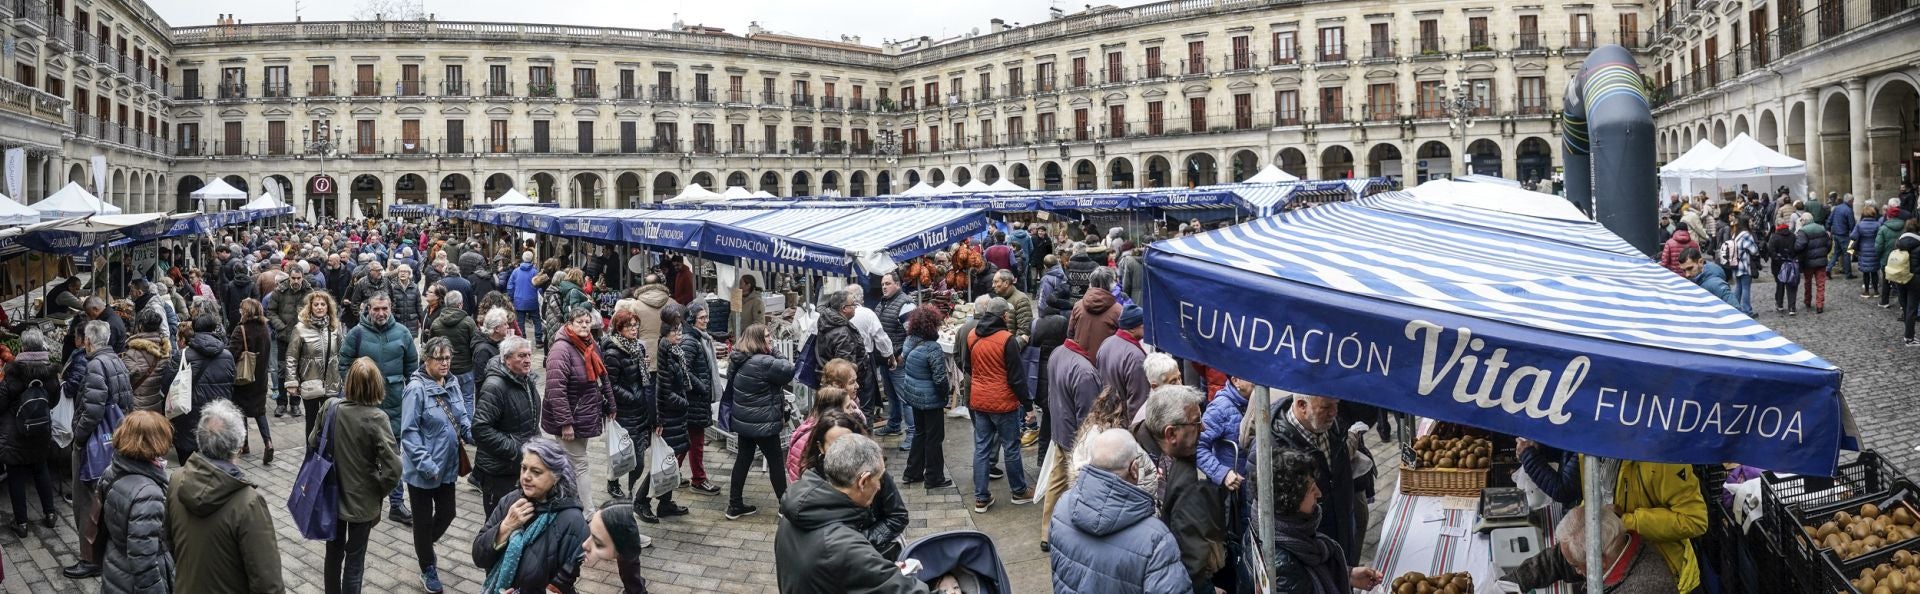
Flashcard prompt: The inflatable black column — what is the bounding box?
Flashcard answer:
[1561,45,1658,257]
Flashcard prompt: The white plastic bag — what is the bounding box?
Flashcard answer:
[645,434,679,499]
[606,420,637,477]
[165,353,194,419]
[49,390,75,448]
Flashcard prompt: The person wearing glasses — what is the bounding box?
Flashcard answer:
[398,337,473,593]
[1137,385,1227,592]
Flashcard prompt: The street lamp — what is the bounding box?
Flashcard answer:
[302,124,343,221]
[876,124,901,193]
[1442,73,1482,178]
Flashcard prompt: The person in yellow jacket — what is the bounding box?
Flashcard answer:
[1613,460,1708,593]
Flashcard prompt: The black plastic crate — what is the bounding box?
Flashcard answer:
[1762,451,1908,553]
[1821,535,1920,593]
[1791,493,1920,573]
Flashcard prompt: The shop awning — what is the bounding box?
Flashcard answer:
[1144,191,1848,475]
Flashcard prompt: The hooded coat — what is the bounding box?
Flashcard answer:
[100,453,174,594]
[1659,229,1698,276]
[1046,465,1187,594]
[631,284,672,370]
[896,336,950,411]
[0,352,59,465]
[1853,217,1884,273]
[177,333,235,453]
[166,455,284,594]
[1068,286,1122,358]
[727,350,796,439]
[1796,222,1832,270]
[774,472,931,594]
[425,307,479,376]
[122,332,174,413]
[473,356,542,479]
[507,262,541,311]
[813,306,867,371]
[542,329,610,439]
[339,315,417,434]
[265,276,312,346]
[471,490,589,594]
[1038,265,1071,316]
[1196,382,1250,486]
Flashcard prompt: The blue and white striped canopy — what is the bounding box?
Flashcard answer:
[1144,191,1845,475]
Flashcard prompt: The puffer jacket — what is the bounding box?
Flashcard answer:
[227,319,271,419]
[896,336,949,411]
[79,347,136,450]
[506,262,540,311]
[874,291,912,350]
[1000,288,1034,341]
[1796,222,1832,269]
[1062,254,1099,299]
[602,336,655,437]
[165,454,284,594]
[1068,286,1121,358]
[726,350,796,439]
[1613,460,1709,593]
[653,334,697,454]
[813,307,866,371]
[283,320,343,401]
[473,356,541,479]
[1039,265,1072,316]
[1878,210,1914,269]
[1660,229,1698,275]
[549,279,589,310]
[0,352,60,466]
[471,334,501,383]
[677,323,719,430]
[1854,217,1884,273]
[1196,382,1249,486]
[99,453,174,594]
[389,283,424,334]
[774,472,931,594]
[338,316,417,434]
[541,329,610,439]
[425,307,478,376]
[265,276,312,345]
[631,284,672,369]
[121,332,173,413]
[398,369,473,489]
[471,491,590,594]
[184,331,237,414]
[1047,465,1187,594]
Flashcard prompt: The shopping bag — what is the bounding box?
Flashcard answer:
[165,350,193,419]
[49,388,75,448]
[645,434,679,499]
[287,402,341,541]
[78,401,124,482]
[606,420,637,478]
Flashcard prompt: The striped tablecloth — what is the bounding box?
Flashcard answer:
[1368,479,1572,594]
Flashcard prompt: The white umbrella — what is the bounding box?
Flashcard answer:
[1245,165,1300,184]
[190,178,250,202]
[33,182,121,220]
[0,192,40,226]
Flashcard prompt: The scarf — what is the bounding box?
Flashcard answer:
[1286,409,1333,459]
[482,505,557,594]
[1272,508,1346,594]
[566,325,608,382]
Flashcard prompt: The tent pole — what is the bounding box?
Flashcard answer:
[1253,385,1275,579]
[1583,454,1604,593]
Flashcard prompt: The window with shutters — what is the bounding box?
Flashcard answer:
[1145,47,1163,77]
[444,65,464,95]
[1368,84,1396,120]
[401,64,421,96]
[447,120,465,153]
[730,124,746,152]
[621,121,638,153]
[1318,87,1344,123]
[1231,36,1251,69]
[1234,93,1253,128]
[1186,40,1206,74]
[1318,27,1345,61]
[529,67,553,97]
[1419,20,1441,53]
[1518,77,1547,114]
[573,68,597,98]
[1188,97,1206,132]
[1272,32,1297,64]
[356,120,375,153]
[1148,100,1165,134]
[355,64,375,96]
[225,122,243,155]
[1109,105,1126,138]
[268,121,286,155]
[580,121,596,153]
[533,120,550,153]
[265,66,289,98]
[1071,57,1087,87]
[490,120,508,152]
[401,120,420,154]
[1073,108,1088,140]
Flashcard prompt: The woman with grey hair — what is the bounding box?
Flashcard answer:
[398,336,472,593]
[472,437,591,594]
[470,307,513,381]
[1269,449,1383,594]
[0,329,59,535]
[389,264,424,334]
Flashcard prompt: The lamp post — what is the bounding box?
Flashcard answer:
[1442,72,1482,178]
[876,125,900,193]
[302,123,343,222]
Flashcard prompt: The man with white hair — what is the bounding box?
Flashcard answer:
[62,320,134,579]
[167,400,285,592]
[1048,428,1186,594]
[844,283,894,417]
[1503,505,1678,593]
[1271,392,1360,564]
[774,434,927,593]
[426,290,480,409]
[1136,385,1225,590]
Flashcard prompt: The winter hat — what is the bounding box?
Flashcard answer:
[1118,305,1145,329]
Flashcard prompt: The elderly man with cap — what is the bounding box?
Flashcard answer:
[1097,305,1151,421]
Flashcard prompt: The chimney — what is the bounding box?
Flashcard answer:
[990,18,1005,33]
[847,35,860,45]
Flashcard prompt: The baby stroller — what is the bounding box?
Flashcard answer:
[900,530,1013,594]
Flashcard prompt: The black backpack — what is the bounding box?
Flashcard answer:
[16,379,51,440]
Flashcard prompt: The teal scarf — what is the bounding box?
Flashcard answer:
[483,507,556,593]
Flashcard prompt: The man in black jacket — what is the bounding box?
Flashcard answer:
[1272,392,1359,564]
[1136,385,1225,592]
[774,435,929,594]
[470,336,540,519]
[814,291,866,372]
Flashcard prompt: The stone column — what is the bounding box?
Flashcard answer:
[381,175,396,218]
[1802,89,1821,198]
[1846,78,1869,203]
[1501,137,1518,180]
[293,176,308,222]
[1401,143,1419,188]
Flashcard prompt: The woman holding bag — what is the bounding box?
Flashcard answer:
[228,299,273,464]
[601,311,655,510]
[319,358,403,594]
[397,337,473,594]
[285,291,343,439]
[723,323,795,520]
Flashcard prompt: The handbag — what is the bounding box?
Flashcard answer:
[288,401,342,541]
[165,349,194,419]
[234,325,257,386]
[431,395,471,477]
[78,400,125,482]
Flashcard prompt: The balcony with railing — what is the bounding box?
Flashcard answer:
[309,80,337,97]
[849,97,872,111]
[1515,94,1552,116]
[442,80,469,96]
[1033,76,1058,93]
[1462,33,1496,55]
[48,17,72,52]
[1415,36,1447,58]
[1513,32,1548,55]
[1414,100,1446,119]
[759,90,781,106]
[113,55,133,81]
[1361,40,1396,63]
[1137,62,1168,80]
[1276,108,1304,126]
[217,83,248,100]
[397,79,426,97]
[1270,47,1301,67]
[1315,43,1348,64]
[1224,51,1258,71]
[73,31,96,64]
[485,79,514,97]
[528,81,559,98]
[352,80,381,97]
[692,88,717,103]
[1363,102,1402,122]
[12,0,47,34]
[262,82,293,98]
[1068,70,1091,88]
[571,82,598,99]
[1565,31,1597,53]
[0,77,68,127]
[176,84,205,101]
[1179,57,1210,76]
[95,45,116,73]
[790,93,814,107]
[1316,106,1351,125]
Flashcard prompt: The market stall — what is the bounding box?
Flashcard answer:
[1142,189,1850,591]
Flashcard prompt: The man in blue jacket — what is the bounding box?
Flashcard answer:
[505,251,542,343]
[1048,428,1187,594]
[1828,195,1856,279]
[1679,248,1740,309]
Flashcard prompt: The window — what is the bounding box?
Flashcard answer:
[1231,36,1251,69]
[267,121,286,155]
[620,70,637,100]
[1234,93,1253,129]
[395,64,418,96]
[573,68,597,98]
[1189,97,1207,132]
[1318,27,1345,61]
[401,120,420,154]
[730,75,745,103]
[221,67,246,98]
[1147,100,1165,134]
[655,122,678,151]
[1571,14,1594,48]
[225,122,243,156]
[533,120,550,153]
[1419,20,1441,53]
[793,80,811,106]
[1518,76,1547,114]
[1469,18,1490,49]
[621,121,638,153]
[447,120,464,153]
[764,77,778,104]
[1368,83,1396,120]
[764,124,778,149]
[265,66,289,98]
[1419,81,1445,117]
[1073,108,1088,140]
[529,66,553,97]
[177,123,199,154]
[444,65,464,95]
[923,81,938,106]
[978,73,991,99]
[1519,15,1540,49]
[1276,90,1300,124]
[1620,13,1640,47]
[1037,112,1055,141]
[183,68,202,99]
[1036,63,1053,92]
[978,119,992,145]
[1071,57,1087,87]
[926,126,939,152]
[356,120,375,154]
[1008,116,1025,143]
[655,72,674,101]
[1009,66,1025,94]
[696,73,712,102]
[1469,78,1494,115]
[901,128,917,154]
[1272,32,1297,64]
[950,77,963,102]
[1145,47,1163,78]
[950,122,963,149]
[1319,87,1344,123]
[1186,40,1206,74]
[355,64,375,96]
[1368,24,1390,58]
[1105,52,1124,83]
[582,121,598,153]
[488,65,509,96]
[823,126,841,151]
[794,125,813,152]
[489,120,508,152]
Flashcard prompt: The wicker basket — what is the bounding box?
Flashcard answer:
[1401,467,1490,497]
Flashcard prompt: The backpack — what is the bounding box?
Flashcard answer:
[15,380,51,441]
[1776,260,1801,285]
[539,286,569,344]
[1888,236,1919,284]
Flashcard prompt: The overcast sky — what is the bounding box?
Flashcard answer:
[146,0,1134,46]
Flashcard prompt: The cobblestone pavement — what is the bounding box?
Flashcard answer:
[1,273,1902,593]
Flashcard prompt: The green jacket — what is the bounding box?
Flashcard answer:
[166,455,285,593]
[1878,213,1912,267]
[338,316,418,433]
[309,400,402,524]
[551,279,589,309]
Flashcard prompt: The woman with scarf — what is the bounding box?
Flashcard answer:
[473,437,591,594]
[285,291,344,439]
[1270,449,1383,594]
[675,301,721,495]
[601,311,654,509]
[543,304,613,512]
[579,503,653,593]
[650,304,695,519]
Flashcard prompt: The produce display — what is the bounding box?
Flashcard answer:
[1847,549,1920,594]
[1412,435,1496,470]
[1391,571,1473,594]
[1802,502,1920,561]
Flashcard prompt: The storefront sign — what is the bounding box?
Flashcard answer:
[309,175,336,195]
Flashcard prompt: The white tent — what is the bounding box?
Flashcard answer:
[190,178,249,202]
[957,179,993,193]
[898,182,939,197]
[932,181,962,194]
[1658,140,1724,201]
[490,188,536,206]
[721,186,755,199]
[1660,134,1806,202]
[664,183,724,204]
[987,178,1028,192]
[241,192,289,211]
[0,193,40,226]
[1408,178,1589,222]
[752,190,777,198]
[1244,165,1300,184]
[33,182,121,220]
